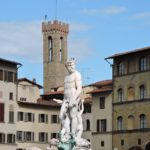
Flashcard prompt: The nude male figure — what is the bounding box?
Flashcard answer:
[59,58,82,137]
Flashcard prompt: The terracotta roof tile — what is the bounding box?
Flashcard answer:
[89,80,112,87]
[18,78,43,89]
[43,91,64,95]
[37,99,61,107]
[17,99,60,107]
[84,97,92,104]
[89,87,112,94]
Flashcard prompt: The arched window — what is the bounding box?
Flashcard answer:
[127,115,134,129]
[145,142,150,150]
[127,87,135,101]
[86,119,90,131]
[117,116,123,130]
[48,36,52,62]
[59,37,63,62]
[140,114,146,128]
[118,88,124,102]
[139,56,147,71]
[117,62,125,75]
[139,85,146,99]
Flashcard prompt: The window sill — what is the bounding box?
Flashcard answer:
[8,122,15,124]
[113,128,150,134]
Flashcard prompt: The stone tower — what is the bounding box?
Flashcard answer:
[42,20,69,93]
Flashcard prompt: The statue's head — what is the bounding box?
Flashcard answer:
[65,58,76,73]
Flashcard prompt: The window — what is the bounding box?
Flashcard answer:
[101,141,104,147]
[7,134,15,144]
[9,92,13,100]
[4,71,14,82]
[48,37,53,62]
[0,133,5,143]
[51,115,59,123]
[39,114,48,123]
[0,70,3,80]
[139,57,147,71]
[140,114,146,128]
[25,113,34,122]
[0,103,4,122]
[121,140,124,146]
[9,111,14,123]
[138,139,141,145]
[18,112,24,121]
[117,116,123,130]
[59,37,63,62]
[25,132,34,142]
[101,119,107,132]
[118,88,124,102]
[39,132,48,142]
[51,133,59,139]
[100,97,105,109]
[86,119,90,131]
[118,62,125,75]
[8,71,13,82]
[17,131,23,141]
[139,85,146,99]
[97,119,107,132]
[83,105,91,113]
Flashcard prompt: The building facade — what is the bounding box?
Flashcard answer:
[106,46,150,150]
[89,80,113,150]
[42,20,69,93]
[16,78,60,150]
[0,58,21,150]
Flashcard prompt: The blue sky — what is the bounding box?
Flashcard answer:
[0,0,150,87]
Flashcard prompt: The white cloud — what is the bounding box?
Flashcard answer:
[82,6,126,16]
[130,12,150,20]
[0,21,93,64]
[70,23,90,32]
[101,6,126,15]
[0,21,42,63]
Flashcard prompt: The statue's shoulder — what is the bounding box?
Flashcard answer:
[74,71,81,80]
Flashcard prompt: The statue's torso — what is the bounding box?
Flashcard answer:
[64,72,76,100]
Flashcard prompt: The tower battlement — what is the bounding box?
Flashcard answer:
[42,20,69,33]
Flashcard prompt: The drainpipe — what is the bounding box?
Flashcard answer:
[16,64,22,102]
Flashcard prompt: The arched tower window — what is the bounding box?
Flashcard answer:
[140,114,146,128]
[118,88,124,102]
[139,56,147,71]
[48,37,53,62]
[139,85,146,99]
[59,37,63,62]
[117,116,123,130]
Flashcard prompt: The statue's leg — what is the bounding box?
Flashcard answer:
[59,102,67,121]
[70,107,77,137]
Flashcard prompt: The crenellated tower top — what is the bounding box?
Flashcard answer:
[42,20,69,34]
